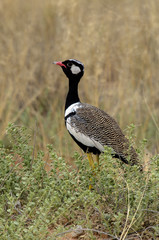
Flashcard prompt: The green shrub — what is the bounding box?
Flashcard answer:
[0,123,158,239]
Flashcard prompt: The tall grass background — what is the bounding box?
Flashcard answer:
[0,0,159,161]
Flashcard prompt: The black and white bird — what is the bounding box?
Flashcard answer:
[53,59,138,169]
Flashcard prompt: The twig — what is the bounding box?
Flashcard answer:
[141,226,158,238]
[141,209,159,214]
[144,95,159,132]
[120,174,149,240]
[55,227,119,239]
[12,88,45,123]
[0,159,22,189]
[120,180,130,240]
[31,120,37,170]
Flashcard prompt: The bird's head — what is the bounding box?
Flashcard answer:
[53,59,84,81]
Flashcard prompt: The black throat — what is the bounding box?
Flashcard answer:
[65,77,81,110]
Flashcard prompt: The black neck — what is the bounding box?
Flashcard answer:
[65,78,80,110]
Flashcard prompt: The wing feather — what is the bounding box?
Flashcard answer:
[66,103,138,164]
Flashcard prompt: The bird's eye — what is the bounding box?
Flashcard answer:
[67,62,72,67]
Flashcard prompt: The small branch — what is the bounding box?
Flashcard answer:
[120,180,130,240]
[55,227,119,239]
[142,209,159,214]
[31,120,37,170]
[121,175,149,240]
[144,95,159,132]
[0,157,22,189]
[141,226,157,238]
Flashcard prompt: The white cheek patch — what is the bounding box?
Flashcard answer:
[71,65,81,74]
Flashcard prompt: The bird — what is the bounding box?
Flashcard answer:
[53,59,139,169]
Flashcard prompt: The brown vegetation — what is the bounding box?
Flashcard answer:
[0,0,159,161]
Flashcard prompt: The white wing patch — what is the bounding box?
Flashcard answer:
[65,102,104,152]
[66,120,104,152]
[71,64,81,74]
[65,103,115,154]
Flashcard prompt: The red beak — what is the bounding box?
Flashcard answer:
[53,61,66,68]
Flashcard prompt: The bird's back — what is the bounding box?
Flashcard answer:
[65,102,138,165]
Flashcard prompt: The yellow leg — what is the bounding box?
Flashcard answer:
[89,183,93,190]
[86,153,95,190]
[95,154,99,166]
[86,153,95,170]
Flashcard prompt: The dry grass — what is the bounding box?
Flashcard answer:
[0,0,159,160]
